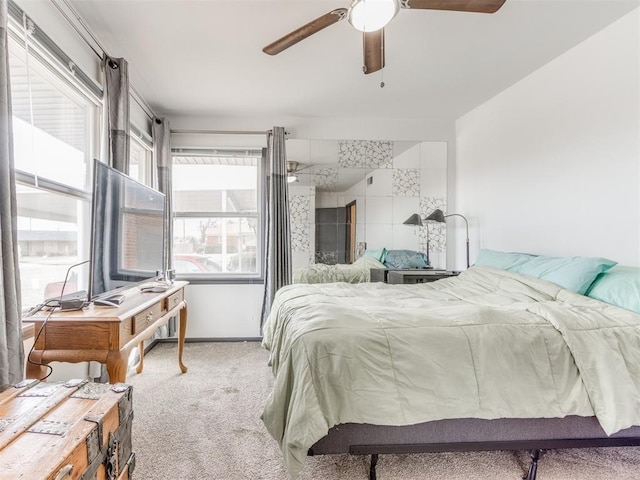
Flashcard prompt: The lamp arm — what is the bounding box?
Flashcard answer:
[445,213,470,269]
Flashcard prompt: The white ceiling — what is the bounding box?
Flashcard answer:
[68,0,639,121]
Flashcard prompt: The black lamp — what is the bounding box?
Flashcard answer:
[425,209,470,269]
[402,213,423,227]
[403,213,432,268]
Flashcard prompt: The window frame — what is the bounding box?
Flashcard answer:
[171,148,266,285]
[129,127,154,187]
[8,7,102,309]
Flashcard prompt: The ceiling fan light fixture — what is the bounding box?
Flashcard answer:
[348,0,399,33]
[287,161,299,183]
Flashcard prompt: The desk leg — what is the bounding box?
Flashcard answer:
[106,349,129,384]
[178,301,188,373]
[135,341,144,374]
[26,351,47,380]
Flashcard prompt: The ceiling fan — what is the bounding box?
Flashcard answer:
[287,161,310,183]
[263,0,507,75]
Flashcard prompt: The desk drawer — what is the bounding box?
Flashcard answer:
[131,302,163,335]
[165,290,184,311]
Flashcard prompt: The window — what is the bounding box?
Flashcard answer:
[172,151,263,280]
[129,129,154,187]
[9,18,100,309]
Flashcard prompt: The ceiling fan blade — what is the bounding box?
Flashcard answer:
[363,29,384,75]
[401,0,506,14]
[263,8,348,55]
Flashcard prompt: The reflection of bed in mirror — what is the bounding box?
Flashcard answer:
[292,256,385,284]
[287,139,448,272]
[292,248,430,284]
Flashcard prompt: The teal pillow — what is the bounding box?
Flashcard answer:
[476,249,536,270]
[363,248,387,263]
[511,255,617,294]
[585,265,640,313]
[383,250,429,269]
[475,249,617,294]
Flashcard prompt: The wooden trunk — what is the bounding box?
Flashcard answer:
[0,379,134,480]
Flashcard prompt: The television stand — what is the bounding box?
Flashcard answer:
[23,281,189,383]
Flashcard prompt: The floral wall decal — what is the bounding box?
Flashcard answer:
[393,168,420,196]
[419,196,447,254]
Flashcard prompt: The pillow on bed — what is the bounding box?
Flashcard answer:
[475,249,537,270]
[383,249,429,269]
[363,248,387,263]
[512,255,617,295]
[475,249,617,294]
[585,265,640,313]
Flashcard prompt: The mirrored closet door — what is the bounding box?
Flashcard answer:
[286,139,448,270]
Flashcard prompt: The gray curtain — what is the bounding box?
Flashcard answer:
[261,127,291,327]
[0,0,24,386]
[153,118,172,273]
[103,54,130,173]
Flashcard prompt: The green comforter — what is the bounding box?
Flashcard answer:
[292,255,386,284]
[261,265,640,479]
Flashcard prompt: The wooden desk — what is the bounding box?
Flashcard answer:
[23,281,188,383]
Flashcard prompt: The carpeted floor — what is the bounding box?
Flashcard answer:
[125,342,640,480]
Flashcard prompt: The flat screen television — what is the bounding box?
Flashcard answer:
[89,159,166,301]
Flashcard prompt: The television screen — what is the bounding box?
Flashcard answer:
[89,159,166,300]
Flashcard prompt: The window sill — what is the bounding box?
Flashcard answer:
[176,274,264,285]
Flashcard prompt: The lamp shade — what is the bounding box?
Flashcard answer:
[403,213,423,226]
[425,209,446,223]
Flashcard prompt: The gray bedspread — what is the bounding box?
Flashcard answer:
[261,265,640,478]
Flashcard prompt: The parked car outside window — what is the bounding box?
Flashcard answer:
[174,254,222,274]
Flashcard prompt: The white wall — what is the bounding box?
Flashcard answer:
[454,10,640,268]
[184,284,264,338]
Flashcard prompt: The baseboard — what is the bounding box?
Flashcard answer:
[144,338,160,353]
[156,337,263,343]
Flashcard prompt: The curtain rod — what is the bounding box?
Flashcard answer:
[171,129,271,135]
[131,85,155,122]
[50,0,105,60]
[50,0,157,121]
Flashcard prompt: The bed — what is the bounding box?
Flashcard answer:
[261,254,640,479]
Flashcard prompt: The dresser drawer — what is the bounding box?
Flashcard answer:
[131,302,163,335]
[165,290,184,311]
